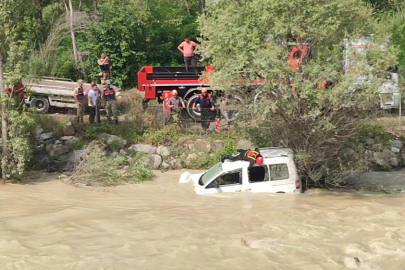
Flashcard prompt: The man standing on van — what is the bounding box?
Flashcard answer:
[177,35,198,74]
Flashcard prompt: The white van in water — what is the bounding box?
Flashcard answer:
[179,148,301,195]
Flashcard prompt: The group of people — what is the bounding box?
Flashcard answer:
[73,52,117,124]
[167,87,238,131]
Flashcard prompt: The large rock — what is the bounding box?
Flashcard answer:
[107,135,127,149]
[31,154,51,170]
[237,139,254,150]
[60,136,79,148]
[46,144,70,158]
[212,140,224,152]
[62,122,75,136]
[60,150,85,172]
[194,139,211,153]
[365,138,375,146]
[185,153,199,167]
[391,147,401,154]
[390,158,399,167]
[147,154,162,169]
[128,144,157,154]
[157,146,171,157]
[99,133,127,149]
[40,132,54,142]
[391,140,403,150]
[35,128,44,137]
[373,149,395,168]
[161,161,170,170]
[168,157,182,170]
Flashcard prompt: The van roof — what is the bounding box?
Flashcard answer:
[258,147,294,159]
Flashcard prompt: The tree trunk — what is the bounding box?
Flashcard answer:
[0,53,8,180]
[93,0,97,12]
[200,0,205,14]
[184,0,190,13]
[65,0,81,64]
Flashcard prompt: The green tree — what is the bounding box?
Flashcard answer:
[0,0,41,180]
[199,0,396,185]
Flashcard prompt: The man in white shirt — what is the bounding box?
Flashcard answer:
[88,84,98,124]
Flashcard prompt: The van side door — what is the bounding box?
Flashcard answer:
[246,165,271,193]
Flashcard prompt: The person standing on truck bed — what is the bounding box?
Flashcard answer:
[103,80,118,124]
[177,35,198,74]
[98,53,112,84]
[192,88,215,131]
[73,79,85,123]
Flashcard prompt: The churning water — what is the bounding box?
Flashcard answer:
[0,171,404,270]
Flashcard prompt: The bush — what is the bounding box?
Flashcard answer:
[358,124,395,145]
[69,142,154,186]
[1,104,37,181]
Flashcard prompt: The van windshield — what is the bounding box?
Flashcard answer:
[200,163,223,186]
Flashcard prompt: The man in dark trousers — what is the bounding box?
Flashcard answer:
[221,148,264,168]
[177,35,198,74]
[192,88,215,131]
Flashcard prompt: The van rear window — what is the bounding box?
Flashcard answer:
[269,164,289,180]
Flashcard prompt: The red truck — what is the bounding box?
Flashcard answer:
[137,65,219,120]
[137,45,308,120]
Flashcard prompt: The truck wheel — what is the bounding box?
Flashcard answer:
[187,94,202,120]
[220,95,244,122]
[30,97,49,114]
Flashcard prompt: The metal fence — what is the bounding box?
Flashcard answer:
[142,103,252,134]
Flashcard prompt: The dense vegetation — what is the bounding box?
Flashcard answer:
[1,0,405,183]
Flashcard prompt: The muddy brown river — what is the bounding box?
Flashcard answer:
[0,171,404,270]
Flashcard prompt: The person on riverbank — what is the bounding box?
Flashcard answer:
[192,88,215,131]
[168,89,186,124]
[177,35,198,74]
[168,90,186,110]
[87,84,98,124]
[73,79,85,123]
[103,80,118,124]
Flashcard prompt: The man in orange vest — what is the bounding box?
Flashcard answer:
[221,148,264,168]
[102,80,118,124]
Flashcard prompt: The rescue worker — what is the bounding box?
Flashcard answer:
[221,148,264,168]
[168,90,186,110]
[73,79,85,123]
[102,80,118,124]
[192,88,215,131]
[168,89,186,124]
[98,53,112,84]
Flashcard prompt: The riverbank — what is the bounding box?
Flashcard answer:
[353,169,405,193]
